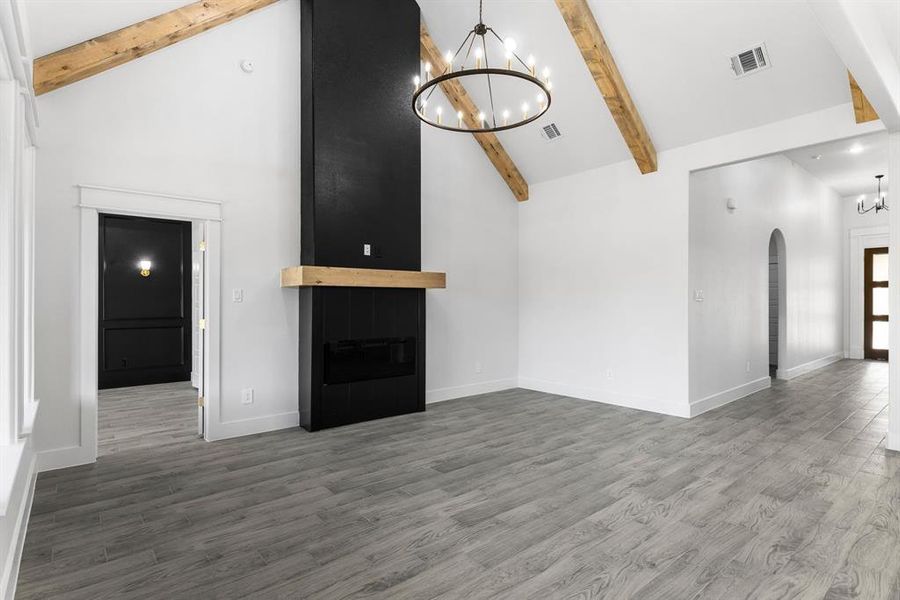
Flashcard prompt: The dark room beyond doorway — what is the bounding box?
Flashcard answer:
[98,214,192,389]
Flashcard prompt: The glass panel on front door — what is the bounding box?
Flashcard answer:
[865,247,889,361]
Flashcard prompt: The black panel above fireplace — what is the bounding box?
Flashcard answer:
[298,0,424,432]
[301,0,421,271]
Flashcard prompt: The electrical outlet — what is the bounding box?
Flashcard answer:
[363,243,371,257]
[474,361,483,374]
[241,388,254,405]
[694,290,704,302]
[232,288,243,303]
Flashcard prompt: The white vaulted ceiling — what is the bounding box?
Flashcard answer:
[26,0,190,57]
[27,0,871,187]
[418,0,858,183]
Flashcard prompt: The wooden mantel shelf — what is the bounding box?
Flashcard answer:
[280,266,446,289]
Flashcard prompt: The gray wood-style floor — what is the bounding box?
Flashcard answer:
[16,360,900,599]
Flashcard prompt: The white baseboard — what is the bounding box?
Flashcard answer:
[37,444,96,472]
[1,447,36,600]
[426,378,517,404]
[516,377,690,418]
[208,411,300,441]
[776,353,843,380]
[690,376,771,417]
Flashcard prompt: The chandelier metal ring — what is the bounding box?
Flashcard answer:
[412,69,552,134]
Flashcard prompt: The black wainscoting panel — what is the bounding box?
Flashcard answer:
[301,0,421,270]
[99,214,192,389]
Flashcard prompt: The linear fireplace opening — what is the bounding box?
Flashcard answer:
[325,337,416,384]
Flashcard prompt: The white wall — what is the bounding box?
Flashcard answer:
[518,158,691,417]
[689,155,844,410]
[33,1,301,464]
[421,101,519,402]
[517,104,882,419]
[842,194,889,358]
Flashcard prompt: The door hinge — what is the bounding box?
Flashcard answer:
[199,318,206,330]
[198,240,207,251]
[198,396,205,407]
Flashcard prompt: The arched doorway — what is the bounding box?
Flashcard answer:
[769,229,787,378]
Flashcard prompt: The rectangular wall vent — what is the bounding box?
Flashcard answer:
[730,43,771,78]
[541,122,562,141]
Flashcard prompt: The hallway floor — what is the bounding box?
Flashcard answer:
[16,360,900,599]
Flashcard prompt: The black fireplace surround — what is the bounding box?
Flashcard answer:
[298,0,424,431]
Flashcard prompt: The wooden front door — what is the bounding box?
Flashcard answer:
[864,247,889,361]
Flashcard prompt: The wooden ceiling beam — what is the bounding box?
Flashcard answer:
[420,21,529,202]
[33,0,279,96]
[848,72,879,124]
[554,0,657,174]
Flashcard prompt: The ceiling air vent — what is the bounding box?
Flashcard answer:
[540,123,562,141]
[730,43,771,78]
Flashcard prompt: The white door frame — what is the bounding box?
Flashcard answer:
[847,225,890,360]
[77,184,222,462]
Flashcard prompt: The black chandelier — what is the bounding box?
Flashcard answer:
[412,0,552,133]
[858,174,889,214]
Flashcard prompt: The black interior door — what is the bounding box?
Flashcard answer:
[99,214,192,389]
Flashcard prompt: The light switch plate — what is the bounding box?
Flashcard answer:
[363,244,371,256]
[232,288,243,303]
[241,388,254,404]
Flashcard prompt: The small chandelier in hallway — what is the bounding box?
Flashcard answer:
[858,174,888,214]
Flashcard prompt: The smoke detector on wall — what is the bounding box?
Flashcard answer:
[730,43,771,78]
[540,123,562,141]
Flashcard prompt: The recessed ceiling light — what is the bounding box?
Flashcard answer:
[849,144,864,154]
[811,154,822,160]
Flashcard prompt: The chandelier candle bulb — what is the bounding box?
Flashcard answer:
[521,102,529,119]
[413,75,420,90]
[457,110,464,128]
[436,106,443,125]
[475,47,483,69]
[478,111,486,127]
[505,50,512,70]
[527,55,536,75]
[424,62,432,80]
[542,67,551,83]
[445,51,454,72]
[502,109,510,126]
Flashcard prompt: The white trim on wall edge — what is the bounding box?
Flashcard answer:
[426,379,517,404]
[690,376,771,417]
[517,377,691,418]
[37,444,95,472]
[206,411,300,442]
[1,450,36,600]
[776,353,843,380]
